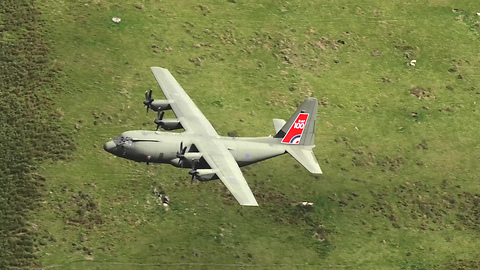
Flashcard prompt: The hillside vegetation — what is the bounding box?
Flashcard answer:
[0,0,74,268]
[7,0,480,269]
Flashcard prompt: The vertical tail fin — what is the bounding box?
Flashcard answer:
[274,98,318,146]
[274,98,322,174]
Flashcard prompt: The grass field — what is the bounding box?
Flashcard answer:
[2,0,480,269]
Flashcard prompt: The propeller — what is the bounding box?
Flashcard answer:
[154,110,165,131]
[176,142,188,167]
[188,159,199,183]
[144,90,154,114]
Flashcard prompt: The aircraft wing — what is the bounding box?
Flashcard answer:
[150,67,218,136]
[192,137,259,206]
[150,67,258,206]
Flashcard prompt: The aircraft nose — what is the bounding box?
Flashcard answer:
[104,141,116,153]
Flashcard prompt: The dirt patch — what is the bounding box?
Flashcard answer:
[310,37,344,51]
[189,56,206,66]
[339,142,404,173]
[395,44,419,59]
[248,181,331,253]
[366,181,480,231]
[247,31,344,71]
[439,259,480,270]
[313,225,329,242]
[64,190,103,229]
[133,3,144,9]
[416,140,429,150]
[371,50,381,57]
[265,92,290,108]
[377,156,405,172]
[410,86,436,100]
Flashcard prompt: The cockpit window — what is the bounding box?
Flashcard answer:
[113,136,133,146]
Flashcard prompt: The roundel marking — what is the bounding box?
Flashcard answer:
[290,135,301,144]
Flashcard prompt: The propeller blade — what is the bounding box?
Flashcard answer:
[153,114,161,130]
[158,111,164,120]
[188,159,199,183]
[176,142,189,163]
[144,91,152,105]
[144,90,154,114]
[176,142,184,159]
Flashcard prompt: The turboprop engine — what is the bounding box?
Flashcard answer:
[190,169,216,181]
[144,90,172,113]
[154,111,183,131]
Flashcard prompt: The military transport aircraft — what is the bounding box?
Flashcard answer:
[103,67,322,206]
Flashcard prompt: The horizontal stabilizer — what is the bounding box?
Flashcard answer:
[285,146,322,174]
[273,119,286,134]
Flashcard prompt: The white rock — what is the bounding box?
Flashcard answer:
[112,17,121,23]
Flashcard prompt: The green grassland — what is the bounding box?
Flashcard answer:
[3,0,480,269]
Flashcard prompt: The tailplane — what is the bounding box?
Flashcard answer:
[272,119,286,134]
[284,145,322,174]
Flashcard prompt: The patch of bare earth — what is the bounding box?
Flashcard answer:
[410,86,436,100]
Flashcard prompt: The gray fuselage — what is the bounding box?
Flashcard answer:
[104,130,287,169]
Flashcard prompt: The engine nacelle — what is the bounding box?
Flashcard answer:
[158,119,183,130]
[150,100,172,111]
[195,169,217,181]
[183,153,202,160]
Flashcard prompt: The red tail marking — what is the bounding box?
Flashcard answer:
[281,113,309,144]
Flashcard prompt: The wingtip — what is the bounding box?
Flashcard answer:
[241,202,259,207]
[239,198,259,206]
[150,66,167,71]
[310,166,323,174]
